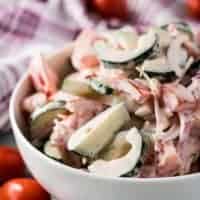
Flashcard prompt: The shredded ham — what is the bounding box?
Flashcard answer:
[22,92,47,113]
[156,141,182,177]
[110,79,151,103]
[162,87,179,114]
[50,112,94,146]
[50,118,72,146]
[50,93,105,146]
[65,97,105,115]
[29,54,58,96]
[178,112,193,142]
[72,29,100,71]
[178,136,200,174]
[163,83,195,103]
[154,97,170,133]
[135,102,153,117]
[162,82,197,114]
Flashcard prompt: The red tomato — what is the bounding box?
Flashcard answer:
[92,0,128,19]
[186,0,200,19]
[0,146,26,184]
[0,178,50,200]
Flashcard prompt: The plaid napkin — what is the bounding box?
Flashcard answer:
[0,0,199,132]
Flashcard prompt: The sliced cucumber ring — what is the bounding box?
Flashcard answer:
[30,101,68,141]
[94,31,158,67]
[88,127,142,177]
[98,130,131,161]
[67,103,130,158]
[62,77,96,97]
[167,38,189,77]
[141,57,172,74]
[140,57,176,82]
[149,27,171,47]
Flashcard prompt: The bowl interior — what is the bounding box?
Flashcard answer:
[9,43,200,184]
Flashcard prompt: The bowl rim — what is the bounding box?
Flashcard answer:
[9,71,200,184]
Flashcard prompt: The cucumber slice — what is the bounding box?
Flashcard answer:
[141,57,177,82]
[149,27,171,47]
[67,103,130,158]
[142,57,172,74]
[89,79,114,95]
[62,77,96,97]
[30,101,68,141]
[101,27,138,50]
[94,31,158,67]
[44,141,62,160]
[167,38,189,77]
[114,30,138,50]
[98,131,131,161]
[161,22,193,38]
[88,127,142,177]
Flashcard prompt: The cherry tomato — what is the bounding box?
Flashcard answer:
[92,0,128,19]
[186,0,200,19]
[0,146,26,184]
[0,178,50,200]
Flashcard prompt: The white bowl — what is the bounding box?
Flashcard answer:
[9,45,200,200]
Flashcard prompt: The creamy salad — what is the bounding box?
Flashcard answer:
[23,22,200,178]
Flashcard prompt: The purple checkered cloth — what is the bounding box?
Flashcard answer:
[0,0,199,132]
